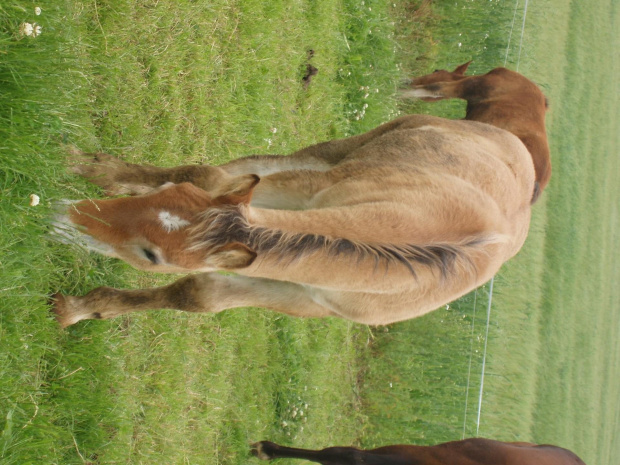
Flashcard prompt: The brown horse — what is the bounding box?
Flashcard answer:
[402,62,550,203]
[251,438,587,465]
[52,114,535,327]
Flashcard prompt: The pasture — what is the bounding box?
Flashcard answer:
[1,0,618,464]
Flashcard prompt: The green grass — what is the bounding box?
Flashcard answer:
[1,0,619,464]
[522,1,620,463]
[1,1,395,463]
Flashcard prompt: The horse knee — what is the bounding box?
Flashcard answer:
[162,275,215,313]
[251,441,278,460]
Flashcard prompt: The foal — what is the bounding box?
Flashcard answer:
[53,114,535,327]
[251,438,587,465]
[402,62,550,203]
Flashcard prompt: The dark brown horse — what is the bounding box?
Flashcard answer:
[251,438,587,465]
[402,62,550,203]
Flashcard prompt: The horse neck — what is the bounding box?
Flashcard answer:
[462,89,550,197]
[194,205,484,293]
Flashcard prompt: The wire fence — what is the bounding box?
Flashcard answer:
[462,0,530,438]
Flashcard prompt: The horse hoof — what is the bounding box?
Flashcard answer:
[250,441,273,460]
[50,293,77,329]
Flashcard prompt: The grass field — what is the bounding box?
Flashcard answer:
[1,2,389,463]
[362,2,620,465]
[1,0,619,464]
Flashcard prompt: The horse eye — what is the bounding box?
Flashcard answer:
[142,249,159,264]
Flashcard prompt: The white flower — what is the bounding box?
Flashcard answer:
[32,24,42,37]
[29,194,40,206]
[35,7,42,15]
[19,22,34,36]
[270,127,277,134]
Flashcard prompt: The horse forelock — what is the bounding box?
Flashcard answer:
[190,206,495,279]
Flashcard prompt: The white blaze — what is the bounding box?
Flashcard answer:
[158,211,190,233]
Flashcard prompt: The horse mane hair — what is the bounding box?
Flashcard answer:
[191,206,496,279]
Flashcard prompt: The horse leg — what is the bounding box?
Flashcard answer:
[70,153,337,211]
[52,274,335,328]
[252,442,416,465]
[68,117,411,196]
[251,441,365,464]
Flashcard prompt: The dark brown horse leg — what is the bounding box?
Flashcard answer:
[251,442,413,465]
[252,442,359,464]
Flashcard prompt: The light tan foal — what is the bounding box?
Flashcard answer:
[53,114,535,327]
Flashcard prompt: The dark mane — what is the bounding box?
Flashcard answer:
[192,206,490,278]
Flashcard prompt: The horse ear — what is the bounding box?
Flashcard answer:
[453,61,472,75]
[213,174,261,205]
[204,242,257,269]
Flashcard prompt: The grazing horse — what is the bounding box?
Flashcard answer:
[251,438,587,465]
[402,62,550,203]
[52,114,535,327]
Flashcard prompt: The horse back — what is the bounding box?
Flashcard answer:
[429,438,588,465]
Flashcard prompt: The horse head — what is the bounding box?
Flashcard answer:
[54,177,260,273]
[406,61,472,100]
